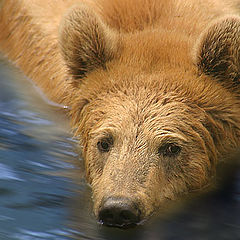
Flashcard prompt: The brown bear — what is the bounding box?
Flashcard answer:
[1,0,240,228]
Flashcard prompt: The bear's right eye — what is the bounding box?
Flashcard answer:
[158,143,181,157]
[97,137,113,153]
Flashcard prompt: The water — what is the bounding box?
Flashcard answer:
[0,57,239,240]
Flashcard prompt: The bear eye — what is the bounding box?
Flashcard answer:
[158,143,181,157]
[97,137,113,153]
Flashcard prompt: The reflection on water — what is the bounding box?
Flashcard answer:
[0,57,239,240]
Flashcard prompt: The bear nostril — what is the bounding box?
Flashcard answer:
[100,209,114,223]
[98,197,141,228]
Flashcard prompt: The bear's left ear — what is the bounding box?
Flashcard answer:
[195,17,240,87]
[59,4,118,85]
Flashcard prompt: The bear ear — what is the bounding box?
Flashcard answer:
[59,4,118,85]
[195,17,240,87]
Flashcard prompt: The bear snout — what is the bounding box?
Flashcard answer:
[98,196,141,228]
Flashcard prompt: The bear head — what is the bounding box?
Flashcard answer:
[59,4,240,227]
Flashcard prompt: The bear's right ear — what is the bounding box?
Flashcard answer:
[59,4,118,85]
[195,17,240,88]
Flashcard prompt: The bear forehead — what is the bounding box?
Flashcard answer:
[88,91,204,142]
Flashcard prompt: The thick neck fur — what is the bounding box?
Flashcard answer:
[0,0,238,105]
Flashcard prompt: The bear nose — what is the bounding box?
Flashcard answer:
[98,196,141,228]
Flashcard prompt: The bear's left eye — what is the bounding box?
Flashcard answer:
[97,137,113,153]
[158,143,181,157]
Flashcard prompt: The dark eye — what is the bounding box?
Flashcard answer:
[158,143,181,157]
[97,137,113,152]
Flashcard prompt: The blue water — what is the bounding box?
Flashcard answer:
[0,57,239,240]
[0,58,87,240]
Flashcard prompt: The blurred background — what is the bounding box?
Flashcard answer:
[0,56,239,240]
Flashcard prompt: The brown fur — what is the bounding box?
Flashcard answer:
[1,0,240,224]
